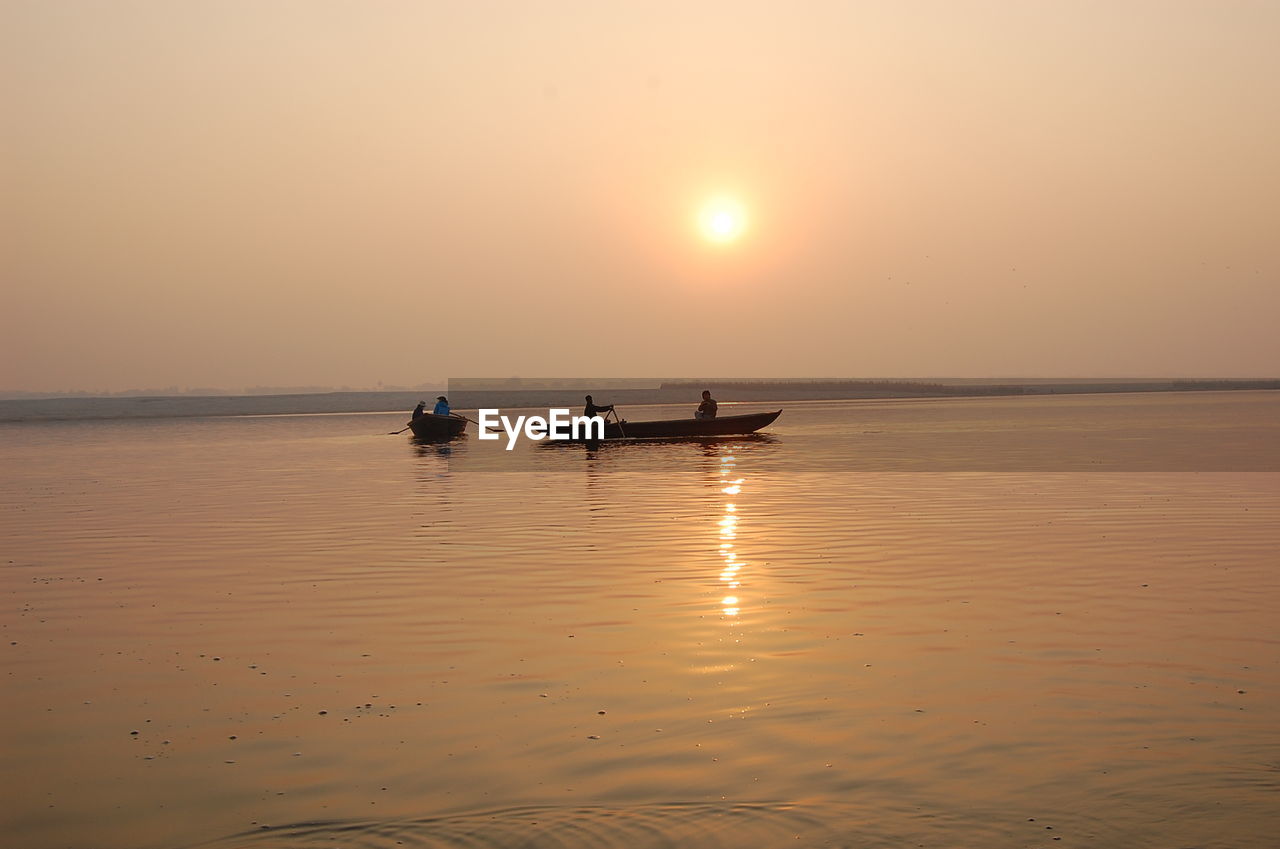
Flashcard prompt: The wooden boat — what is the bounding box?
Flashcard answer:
[598,409,781,439]
[407,412,468,440]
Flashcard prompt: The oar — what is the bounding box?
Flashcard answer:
[609,408,626,438]
[389,411,473,435]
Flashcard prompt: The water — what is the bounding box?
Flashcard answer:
[2,392,1278,848]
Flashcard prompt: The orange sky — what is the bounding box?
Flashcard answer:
[3,1,1278,392]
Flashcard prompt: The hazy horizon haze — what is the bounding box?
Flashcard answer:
[4,1,1278,392]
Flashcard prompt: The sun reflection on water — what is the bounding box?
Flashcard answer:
[716,453,746,617]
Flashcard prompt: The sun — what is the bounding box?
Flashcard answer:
[697,196,748,244]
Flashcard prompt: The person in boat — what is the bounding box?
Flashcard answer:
[412,401,427,419]
[432,396,450,416]
[583,395,614,419]
[694,389,718,419]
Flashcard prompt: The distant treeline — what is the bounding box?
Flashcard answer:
[661,378,1280,396]
[1171,379,1280,391]
[0,384,444,400]
[659,380,1026,395]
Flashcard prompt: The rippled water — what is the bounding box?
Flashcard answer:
[2,393,1278,848]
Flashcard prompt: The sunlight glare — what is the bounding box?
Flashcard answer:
[698,196,748,244]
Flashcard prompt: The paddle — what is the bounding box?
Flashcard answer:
[608,408,626,438]
[390,412,478,436]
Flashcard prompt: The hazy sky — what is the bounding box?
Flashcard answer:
[4,1,1278,392]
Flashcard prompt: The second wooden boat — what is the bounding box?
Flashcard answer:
[407,412,468,440]
[598,409,781,439]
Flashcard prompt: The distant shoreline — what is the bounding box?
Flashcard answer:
[657,378,1280,399]
[1,380,1277,423]
[5,377,1278,403]
[449,380,1280,414]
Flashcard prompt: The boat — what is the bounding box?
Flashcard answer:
[406,412,468,440]
[597,409,781,439]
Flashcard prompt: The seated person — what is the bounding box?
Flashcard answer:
[412,401,427,419]
[432,396,450,415]
[583,395,614,418]
[694,390,718,419]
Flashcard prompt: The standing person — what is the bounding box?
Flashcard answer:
[412,400,427,419]
[695,389,718,419]
[583,395,614,419]
[432,396,450,415]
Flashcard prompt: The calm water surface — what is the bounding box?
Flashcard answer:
[2,393,1278,848]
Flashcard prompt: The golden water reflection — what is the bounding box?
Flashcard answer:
[717,452,745,617]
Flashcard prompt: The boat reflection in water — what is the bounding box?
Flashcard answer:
[412,437,459,459]
[537,432,778,455]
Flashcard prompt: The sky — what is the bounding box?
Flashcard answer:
[3,0,1278,393]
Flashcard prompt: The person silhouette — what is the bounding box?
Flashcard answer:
[583,395,614,418]
[695,390,718,419]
